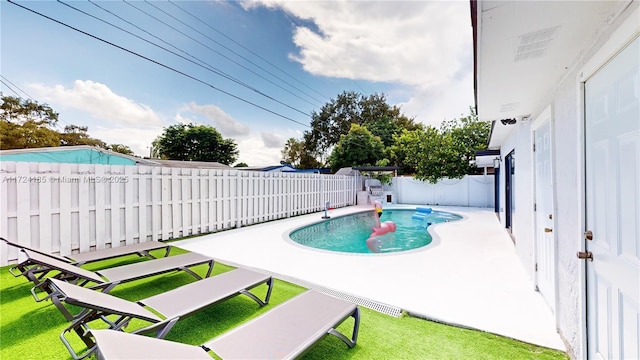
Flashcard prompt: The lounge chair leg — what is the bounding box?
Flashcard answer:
[327,307,360,348]
[61,322,97,360]
[180,258,215,280]
[239,277,273,307]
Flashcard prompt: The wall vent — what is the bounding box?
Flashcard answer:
[515,26,560,62]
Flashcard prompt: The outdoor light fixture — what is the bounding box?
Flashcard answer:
[493,157,501,168]
[500,118,517,125]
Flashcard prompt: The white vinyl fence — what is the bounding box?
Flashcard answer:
[0,162,355,266]
[394,175,495,208]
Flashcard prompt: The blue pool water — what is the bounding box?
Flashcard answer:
[289,209,462,254]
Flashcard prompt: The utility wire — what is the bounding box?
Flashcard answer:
[167,0,330,103]
[56,0,311,119]
[0,79,22,98]
[132,0,322,109]
[0,75,70,130]
[0,75,34,99]
[145,0,325,107]
[86,0,252,90]
[7,0,311,128]
[8,1,370,156]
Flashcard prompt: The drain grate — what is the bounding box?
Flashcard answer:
[222,263,403,317]
[312,287,403,317]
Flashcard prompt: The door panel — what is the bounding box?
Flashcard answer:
[585,36,639,360]
[534,120,555,310]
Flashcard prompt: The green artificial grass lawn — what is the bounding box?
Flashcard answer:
[0,247,569,360]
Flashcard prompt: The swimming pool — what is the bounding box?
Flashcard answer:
[288,208,462,254]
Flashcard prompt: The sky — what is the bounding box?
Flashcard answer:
[0,0,474,166]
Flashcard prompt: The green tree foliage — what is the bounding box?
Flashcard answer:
[0,119,61,149]
[60,125,107,148]
[0,95,61,149]
[391,109,490,183]
[0,95,59,125]
[1,95,135,154]
[108,144,135,156]
[281,137,322,169]
[153,123,238,165]
[327,124,385,172]
[234,162,248,167]
[303,91,417,164]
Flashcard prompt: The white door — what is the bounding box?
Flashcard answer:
[534,119,555,311]
[584,36,639,360]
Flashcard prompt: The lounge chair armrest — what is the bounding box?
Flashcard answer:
[60,323,97,360]
[31,281,54,302]
[8,265,25,277]
[132,317,180,339]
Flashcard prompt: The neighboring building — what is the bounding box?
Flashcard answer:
[0,145,150,166]
[239,164,329,173]
[239,164,300,172]
[472,1,638,359]
[0,146,232,169]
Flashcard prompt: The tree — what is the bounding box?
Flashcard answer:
[390,109,490,183]
[327,124,385,172]
[0,95,61,149]
[108,144,135,156]
[281,137,322,169]
[0,119,61,149]
[60,125,107,148]
[152,123,238,165]
[234,162,248,167]
[0,94,58,125]
[303,91,416,164]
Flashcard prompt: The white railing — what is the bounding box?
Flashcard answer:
[0,162,355,265]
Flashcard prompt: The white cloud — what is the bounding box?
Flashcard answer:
[187,102,250,137]
[243,0,473,125]
[29,80,162,126]
[90,127,162,158]
[174,113,194,124]
[261,132,285,148]
[399,71,475,128]
[236,136,282,166]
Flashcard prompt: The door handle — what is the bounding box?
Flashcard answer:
[544,227,552,233]
[577,251,593,261]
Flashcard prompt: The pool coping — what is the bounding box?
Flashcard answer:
[283,207,467,256]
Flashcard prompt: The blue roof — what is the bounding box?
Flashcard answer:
[0,147,138,165]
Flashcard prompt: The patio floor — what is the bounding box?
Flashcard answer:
[174,205,566,351]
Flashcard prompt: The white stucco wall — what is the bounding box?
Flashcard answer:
[394,175,495,208]
[493,5,639,358]
[499,123,536,279]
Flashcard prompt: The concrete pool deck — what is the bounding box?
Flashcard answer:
[174,205,566,352]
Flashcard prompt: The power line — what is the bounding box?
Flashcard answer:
[0,75,34,99]
[60,0,310,118]
[144,0,325,108]
[7,0,311,129]
[121,0,316,112]
[0,75,70,130]
[0,79,22,98]
[56,0,311,119]
[167,0,330,103]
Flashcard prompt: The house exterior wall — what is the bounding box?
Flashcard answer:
[498,123,536,277]
[493,5,638,358]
